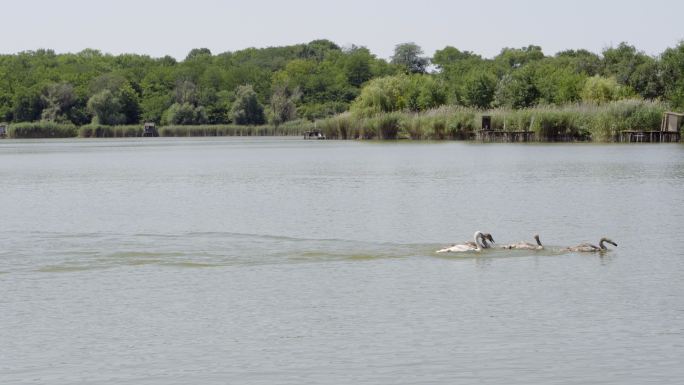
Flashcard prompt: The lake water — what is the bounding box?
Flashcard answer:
[1,138,683,384]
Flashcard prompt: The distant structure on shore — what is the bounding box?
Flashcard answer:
[304,129,326,140]
[620,112,682,143]
[142,122,159,137]
[477,115,535,142]
[477,112,682,143]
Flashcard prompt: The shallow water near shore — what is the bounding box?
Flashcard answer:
[1,137,683,384]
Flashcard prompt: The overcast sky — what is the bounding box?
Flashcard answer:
[2,0,682,60]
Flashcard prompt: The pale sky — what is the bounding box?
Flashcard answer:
[2,0,683,60]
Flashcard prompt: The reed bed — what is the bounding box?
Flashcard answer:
[3,101,670,141]
[78,119,314,138]
[7,122,78,138]
[79,124,142,138]
[318,99,669,141]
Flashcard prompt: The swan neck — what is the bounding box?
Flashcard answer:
[474,232,484,250]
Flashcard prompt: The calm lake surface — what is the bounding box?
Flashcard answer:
[1,138,683,384]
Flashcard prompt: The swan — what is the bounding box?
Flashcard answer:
[502,234,543,250]
[465,233,495,249]
[566,237,617,252]
[436,231,488,253]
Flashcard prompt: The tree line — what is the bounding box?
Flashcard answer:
[1,39,683,127]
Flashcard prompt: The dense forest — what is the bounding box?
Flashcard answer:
[0,39,683,133]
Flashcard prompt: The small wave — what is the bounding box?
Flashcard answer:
[107,251,187,259]
[37,264,110,273]
[161,262,222,268]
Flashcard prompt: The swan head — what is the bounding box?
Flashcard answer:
[533,234,541,245]
[484,233,495,244]
[600,238,617,247]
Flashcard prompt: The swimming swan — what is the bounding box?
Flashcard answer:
[466,233,495,249]
[437,231,488,253]
[502,234,543,250]
[566,237,617,252]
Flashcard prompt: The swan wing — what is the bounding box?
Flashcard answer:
[436,244,476,253]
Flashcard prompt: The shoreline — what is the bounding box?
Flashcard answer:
[1,100,681,143]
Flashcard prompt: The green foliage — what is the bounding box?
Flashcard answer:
[161,103,208,125]
[12,88,43,122]
[463,71,497,109]
[580,76,635,104]
[185,48,212,61]
[601,42,662,99]
[493,67,540,108]
[555,49,602,76]
[0,40,682,130]
[231,85,266,125]
[533,62,585,105]
[40,82,76,122]
[269,85,301,126]
[87,89,126,125]
[351,74,446,115]
[432,46,480,69]
[391,43,429,74]
[495,45,544,69]
[343,46,374,87]
[661,41,684,109]
[88,74,140,124]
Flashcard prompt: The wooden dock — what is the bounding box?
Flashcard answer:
[477,130,535,142]
[619,112,682,143]
[619,131,680,143]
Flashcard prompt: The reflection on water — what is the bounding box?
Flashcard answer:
[1,138,683,385]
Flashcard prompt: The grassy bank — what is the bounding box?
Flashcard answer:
[6,122,78,138]
[80,119,312,137]
[4,119,314,138]
[318,99,671,141]
[3,101,675,141]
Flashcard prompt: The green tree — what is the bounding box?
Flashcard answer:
[12,88,43,122]
[534,62,586,104]
[493,67,540,108]
[555,49,602,76]
[300,40,340,61]
[161,102,208,125]
[462,71,497,108]
[432,46,479,70]
[343,46,374,87]
[495,45,544,69]
[391,43,429,74]
[661,41,684,108]
[580,76,635,104]
[231,85,265,125]
[89,74,140,124]
[185,48,212,61]
[40,82,75,121]
[270,85,301,126]
[87,89,125,125]
[351,74,446,115]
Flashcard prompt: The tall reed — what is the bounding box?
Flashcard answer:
[316,99,668,141]
[8,122,78,138]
